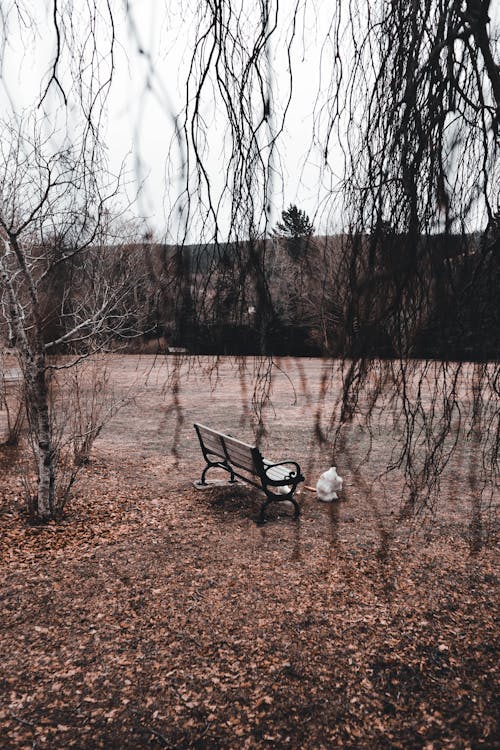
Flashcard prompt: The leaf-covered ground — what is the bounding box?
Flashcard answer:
[0,356,498,748]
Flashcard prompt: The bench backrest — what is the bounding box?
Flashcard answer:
[194,423,262,474]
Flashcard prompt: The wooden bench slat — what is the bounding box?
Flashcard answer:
[265,466,292,481]
[197,424,256,452]
[197,424,256,471]
[224,445,255,468]
[223,438,254,455]
[200,435,226,455]
[224,456,255,473]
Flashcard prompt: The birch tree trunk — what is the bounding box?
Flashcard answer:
[1,235,56,520]
[24,352,54,520]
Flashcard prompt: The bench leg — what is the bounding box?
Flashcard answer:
[200,461,235,485]
[200,465,210,485]
[257,491,301,525]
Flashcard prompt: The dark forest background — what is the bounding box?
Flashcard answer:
[9,227,498,362]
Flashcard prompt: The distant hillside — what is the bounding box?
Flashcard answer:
[1,232,497,360]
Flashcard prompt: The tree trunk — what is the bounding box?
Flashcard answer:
[3,233,57,521]
[24,352,55,521]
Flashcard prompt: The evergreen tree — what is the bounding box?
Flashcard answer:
[274,204,315,260]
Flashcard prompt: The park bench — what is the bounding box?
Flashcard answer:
[193,423,304,523]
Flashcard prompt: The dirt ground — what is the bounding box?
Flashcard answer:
[0,355,498,749]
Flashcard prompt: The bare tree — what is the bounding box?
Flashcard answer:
[0,115,143,520]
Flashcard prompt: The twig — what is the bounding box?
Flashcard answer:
[173,630,203,648]
[138,724,172,748]
[10,713,35,728]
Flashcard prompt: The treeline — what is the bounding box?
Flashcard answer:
[144,229,499,361]
[3,229,498,362]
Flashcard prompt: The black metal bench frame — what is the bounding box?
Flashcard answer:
[194,423,304,523]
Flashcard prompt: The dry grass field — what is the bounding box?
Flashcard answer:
[0,355,498,749]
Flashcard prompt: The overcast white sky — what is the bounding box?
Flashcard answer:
[106,0,339,238]
[3,2,496,239]
[0,0,340,240]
